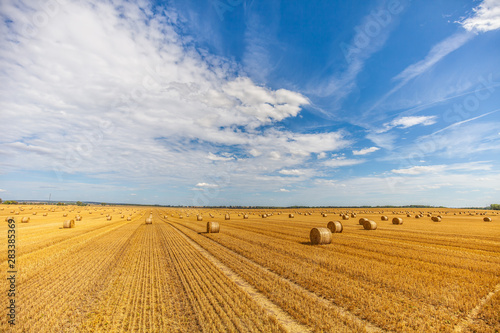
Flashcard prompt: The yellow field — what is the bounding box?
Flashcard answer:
[1,205,499,332]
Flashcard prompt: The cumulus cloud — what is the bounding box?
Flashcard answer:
[352,147,380,155]
[278,188,290,192]
[459,0,500,32]
[0,0,349,192]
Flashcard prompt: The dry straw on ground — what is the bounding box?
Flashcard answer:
[207,221,220,233]
[310,227,332,245]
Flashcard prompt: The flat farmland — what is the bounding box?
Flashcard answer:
[1,205,499,332]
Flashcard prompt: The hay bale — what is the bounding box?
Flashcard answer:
[107,216,112,221]
[392,217,403,225]
[127,216,132,221]
[209,213,214,218]
[33,212,37,215]
[483,217,492,222]
[351,213,356,218]
[407,214,412,217]
[289,214,294,218]
[327,221,343,233]
[207,221,220,233]
[145,217,152,224]
[363,220,377,230]
[342,214,350,220]
[310,227,332,245]
[225,214,230,220]
[431,216,441,222]
[381,216,388,221]
[75,215,82,221]
[63,220,75,228]
[5,216,14,222]
[359,217,369,225]
[21,217,30,223]
[121,215,125,218]
[197,215,203,221]
[262,214,267,218]
[43,213,48,216]
[322,213,328,217]
[243,214,249,219]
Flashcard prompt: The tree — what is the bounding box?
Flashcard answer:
[0,198,2,204]
[76,201,86,206]
[491,204,500,210]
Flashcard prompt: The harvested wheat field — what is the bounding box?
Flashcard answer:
[1,205,500,332]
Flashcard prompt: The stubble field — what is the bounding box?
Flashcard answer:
[1,205,499,332]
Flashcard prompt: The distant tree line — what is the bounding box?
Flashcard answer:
[491,204,500,210]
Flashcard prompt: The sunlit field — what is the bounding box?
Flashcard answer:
[1,204,499,332]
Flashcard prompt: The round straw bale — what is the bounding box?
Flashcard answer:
[107,216,112,221]
[43,213,47,216]
[63,213,68,217]
[342,214,350,220]
[63,219,75,228]
[145,217,153,224]
[75,215,82,221]
[262,214,267,218]
[359,217,369,225]
[431,216,441,222]
[21,216,30,223]
[327,221,343,233]
[483,217,492,222]
[10,210,14,213]
[310,227,332,245]
[392,217,403,225]
[209,213,214,218]
[322,213,328,217]
[197,215,203,221]
[5,216,14,222]
[127,216,132,221]
[225,214,230,220]
[289,214,294,218]
[207,221,220,233]
[243,214,249,219]
[121,215,125,218]
[33,212,37,215]
[351,213,357,218]
[381,215,388,221]
[406,214,412,217]
[363,220,377,230]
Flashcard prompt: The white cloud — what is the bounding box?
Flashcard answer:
[0,189,6,192]
[383,116,437,132]
[323,157,365,168]
[207,152,233,161]
[317,152,327,159]
[352,147,380,155]
[278,188,290,192]
[0,0,352,193]
[459,0,500,32]
[279,169,305,176]
[392,162,492,175]
[130,193,136,196]
[195,183,219,188]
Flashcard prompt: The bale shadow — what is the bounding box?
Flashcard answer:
[300,241,313,246]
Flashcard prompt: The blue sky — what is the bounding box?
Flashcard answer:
[1,0,500,207]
